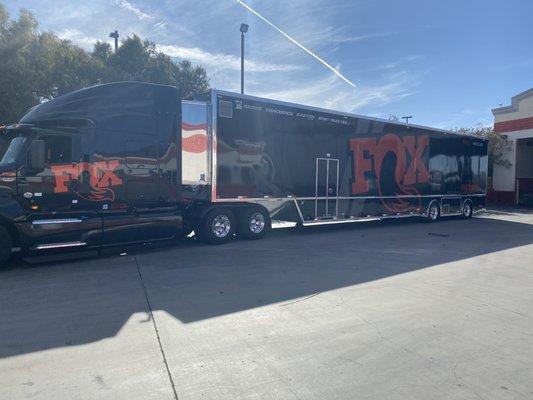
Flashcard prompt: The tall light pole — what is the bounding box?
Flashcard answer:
[109,30,119,52]
[240,23,249,94]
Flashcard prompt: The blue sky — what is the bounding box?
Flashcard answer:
[5,0,533,128]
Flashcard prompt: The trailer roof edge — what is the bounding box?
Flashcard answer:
[210,89,489,141]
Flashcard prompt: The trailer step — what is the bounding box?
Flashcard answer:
[302,217,381,226]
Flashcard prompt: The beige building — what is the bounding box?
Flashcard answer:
[491,88,533,205]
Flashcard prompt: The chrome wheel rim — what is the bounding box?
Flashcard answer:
[249,212,265,234]
[212,215,231,238]
[429,204,439,220]
[463,203,471,217]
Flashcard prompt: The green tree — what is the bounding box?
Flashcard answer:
[454,124,512,178]
[0,7,39,123]
[29,32,104,101]
[0,4,209,124]
[99,35,209,97]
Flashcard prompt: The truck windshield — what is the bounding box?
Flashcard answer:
[0,133,28,166]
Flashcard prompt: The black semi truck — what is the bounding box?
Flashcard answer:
[0,82,487,265]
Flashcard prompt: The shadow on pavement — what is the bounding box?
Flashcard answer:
[1,216,532,358]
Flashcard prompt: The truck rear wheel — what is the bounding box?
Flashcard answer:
[238,207,271,240]
[0,226,13,269]
[197,208,235,245]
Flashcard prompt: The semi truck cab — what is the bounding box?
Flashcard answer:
[0,82,191,266]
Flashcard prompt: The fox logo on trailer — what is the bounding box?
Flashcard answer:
[349,134,429,212]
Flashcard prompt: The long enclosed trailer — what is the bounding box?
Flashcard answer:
[185,90,488,225]
[0,82,487,265]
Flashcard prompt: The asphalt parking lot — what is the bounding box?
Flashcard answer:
[1,211,532,400]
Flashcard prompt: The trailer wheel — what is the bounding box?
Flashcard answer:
[238,207,271,240]
[427,201,440,223]
[198,208,236,244]
[0,225,12,269]
[462,200,473,219]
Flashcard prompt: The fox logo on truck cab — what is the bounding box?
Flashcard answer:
[51,160,123,201]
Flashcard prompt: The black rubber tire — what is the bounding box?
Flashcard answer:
[197,208,236,245]
[462,200,473,219]
[426,201,440,223]
[237,207,271,240]
[0,225,13,269]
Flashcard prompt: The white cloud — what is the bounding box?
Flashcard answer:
[431,108,493,130]
[157,44,305,73]
[234,0,355,87]
[154,21,167,32]
[254,72,417,113]
[381,55,425,70]
[114,0,153,21]
[56,29,103,50]
[335,32,393,43]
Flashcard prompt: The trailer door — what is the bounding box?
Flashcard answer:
[315,157,339,219]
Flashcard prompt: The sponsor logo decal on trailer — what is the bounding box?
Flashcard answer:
[349,134,429,212]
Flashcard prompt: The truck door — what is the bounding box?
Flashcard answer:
[18,129,102,250]
[96,127,179,246]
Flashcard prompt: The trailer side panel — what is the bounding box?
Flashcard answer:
[214,93,487,221]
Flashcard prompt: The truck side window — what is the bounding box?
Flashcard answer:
[41,135,72,164]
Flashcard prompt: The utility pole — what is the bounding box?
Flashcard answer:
[402,115,413,124]
[109,30,119,52]
[240,24,249,94]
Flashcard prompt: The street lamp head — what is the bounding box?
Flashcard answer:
[240,23,249,33]
[109,30,119,39]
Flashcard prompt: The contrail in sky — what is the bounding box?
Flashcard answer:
[233,0,356,88]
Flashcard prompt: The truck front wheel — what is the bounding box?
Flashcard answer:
[238,207,271,240]
[197,208,236,245]
[0,225,13,268]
